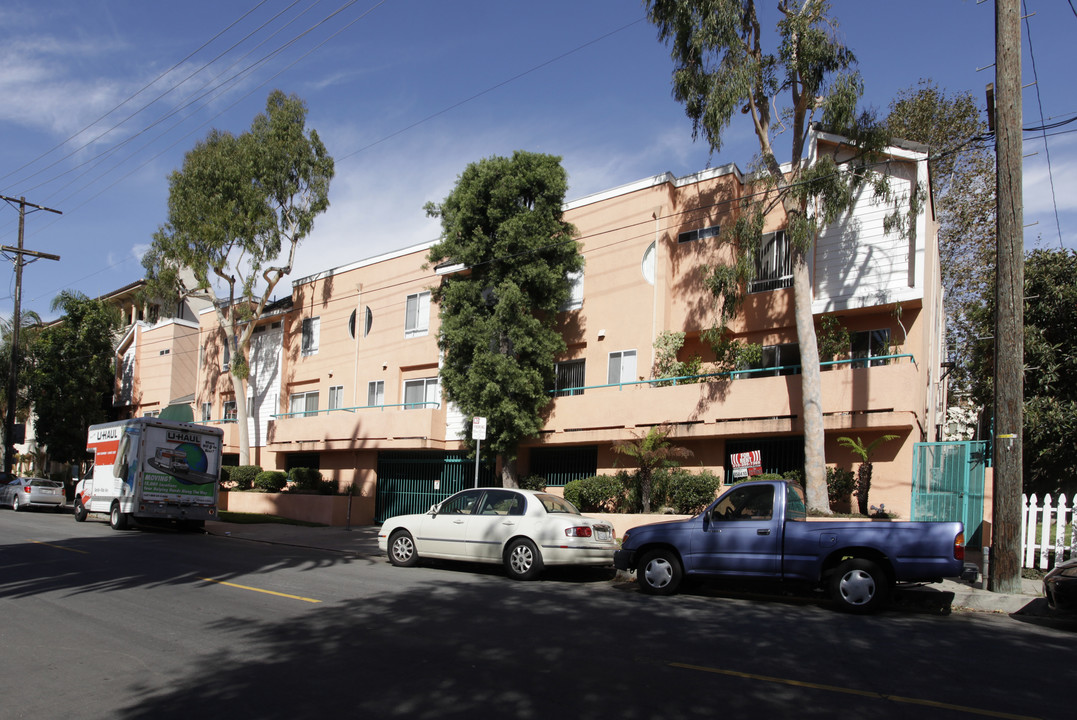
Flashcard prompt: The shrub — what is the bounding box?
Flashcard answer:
[827,466,856,508]
[517,474,547,491]
[228,465,262,491]
[564,475,622,512]
[254,470,288,493]
[662,469,723,514]
[288,467,323,492]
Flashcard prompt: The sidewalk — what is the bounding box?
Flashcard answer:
[203,520,1050,616]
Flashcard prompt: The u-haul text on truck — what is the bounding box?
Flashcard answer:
[74,417,224,530]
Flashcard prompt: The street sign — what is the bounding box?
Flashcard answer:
[472,416,487,440]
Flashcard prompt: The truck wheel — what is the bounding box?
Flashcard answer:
[637,549,683,595]
[109,503,129,531]
[830,558,889,614]
[73,500,88,522]
[388,530,419,567]
[504,538,544,581]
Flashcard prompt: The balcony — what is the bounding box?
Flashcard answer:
[542,355,921,441]
[265,402,450,452]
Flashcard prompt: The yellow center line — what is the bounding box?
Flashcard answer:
[28,540,89,554]
[670,663,1041,720]
[198,577,321,604]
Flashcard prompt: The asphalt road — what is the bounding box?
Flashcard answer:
[2,508,1073,720]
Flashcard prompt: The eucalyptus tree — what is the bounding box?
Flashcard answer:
[142,90,334,464]
[646,0,907,512]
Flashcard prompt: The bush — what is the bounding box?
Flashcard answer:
[827,466,856,507]
[254,470,288,493]
[287,467,339,495]
[227,465,262,491]
[662,469,723,514]
[288,467,322,492]
[517,474,547,491]
[564,475,623,512]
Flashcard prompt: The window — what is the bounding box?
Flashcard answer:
[438,490,482,515]
[403,377,439,409]
[748,230,793,293]
[159,348,170,356]
[552,359,586,397]
[289,391,320,417]
[201,403,212,422]
[223,401,237,422]
[851,329,891,368]
[301,317,320,356]
[560,270,584,311]
[745,343,801,377]
[405,292,431,338]
[222,342,231,371]
[607,350,637,386]
[678,224,720,244]
[710,484,775,522]
[328,385,344,410]
[477,490,525,516]
[348,309,356,339]
[367,380,385,407]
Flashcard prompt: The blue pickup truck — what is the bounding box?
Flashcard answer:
[614,479,966,613]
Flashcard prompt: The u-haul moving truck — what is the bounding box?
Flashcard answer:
[74,417,224,530]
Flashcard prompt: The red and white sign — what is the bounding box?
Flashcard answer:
[730,450,763,479]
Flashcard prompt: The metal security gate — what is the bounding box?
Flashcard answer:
[911,441,987,547]
[374,451,495,523]
[724,437,804,484]
[528,445,597,487]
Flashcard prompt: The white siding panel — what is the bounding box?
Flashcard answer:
[814,171,921,311]
[248,327,282,447]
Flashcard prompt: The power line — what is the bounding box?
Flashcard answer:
[1021,0,1065,249]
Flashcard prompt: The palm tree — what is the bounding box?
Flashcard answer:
[836,435,898,515]
[612,423,693,513]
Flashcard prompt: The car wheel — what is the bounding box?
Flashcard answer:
[73,500,88,522]
[637,549,683,595]
[388,530,418,567]
[12,494,21,512]
[109,503,129,531]
[830,558,890,614]
[504,538,544,581]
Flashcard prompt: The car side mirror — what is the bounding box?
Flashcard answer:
[429,504,439,516]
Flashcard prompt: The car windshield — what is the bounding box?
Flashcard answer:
[537,494,580,514]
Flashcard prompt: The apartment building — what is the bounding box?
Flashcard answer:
[135,128,945,526]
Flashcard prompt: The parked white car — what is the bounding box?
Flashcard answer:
[378,488,618,580]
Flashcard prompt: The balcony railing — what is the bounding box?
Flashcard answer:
[272,401,441,420]
[548,354,915,394]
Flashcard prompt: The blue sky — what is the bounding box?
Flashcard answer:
[1,0,1074,321]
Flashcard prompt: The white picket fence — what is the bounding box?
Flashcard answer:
[1022,493,1076,569]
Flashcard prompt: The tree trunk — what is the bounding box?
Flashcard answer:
[230,371,250,466]
[792,246,829,514]
[500,455,518,488]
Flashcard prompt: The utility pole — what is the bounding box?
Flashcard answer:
[0,194,61,478]
[989,0,1023,594]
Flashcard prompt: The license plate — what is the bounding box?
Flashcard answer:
[595,526,612,541]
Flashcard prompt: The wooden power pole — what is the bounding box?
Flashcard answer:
[0,194,61,477]
[989,0,1024,594]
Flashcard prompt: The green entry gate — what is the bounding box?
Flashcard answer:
[911,441,987,548]
[375,451,495,523]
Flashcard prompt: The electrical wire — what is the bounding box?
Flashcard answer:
[1022,0,1065,249]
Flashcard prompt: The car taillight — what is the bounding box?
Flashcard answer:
[23,485,31,493]
[954,531,965,561]
[565,526,593,538]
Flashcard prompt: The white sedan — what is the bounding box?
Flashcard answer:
[377,488,618,580]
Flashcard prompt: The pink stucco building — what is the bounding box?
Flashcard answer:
[119,129,950,526]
